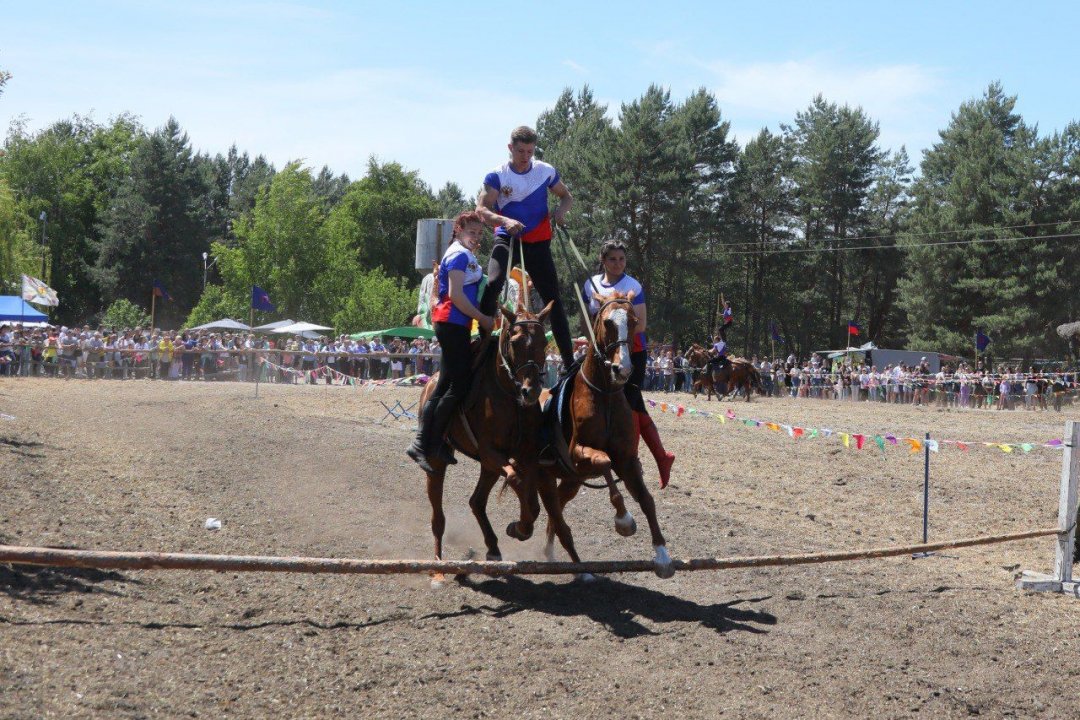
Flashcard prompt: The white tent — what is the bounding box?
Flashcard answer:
[272,321,334,335]
[252,319,295,332]
[189,318,251,331]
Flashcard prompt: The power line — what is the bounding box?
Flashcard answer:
[721,231,1080,256]
[716,219,1080,250]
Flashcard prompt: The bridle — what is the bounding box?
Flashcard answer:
[496,317,545,405]
[580,297,635,395]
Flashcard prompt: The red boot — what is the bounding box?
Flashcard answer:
[636,411,674,489]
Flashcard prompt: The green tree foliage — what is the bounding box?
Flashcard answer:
[94,117,212,327]
[0,176,38,285]
[183,284,247,329]
[435,181,471,219]
[101,298,150,329]
[332,266,416,333]
[212,161,328,321]
[898,83,1079,360]
[324,158,438,281]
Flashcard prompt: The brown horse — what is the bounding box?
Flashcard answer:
[538,292,674,580]
[417,301,580,586]
[684,344,763,402]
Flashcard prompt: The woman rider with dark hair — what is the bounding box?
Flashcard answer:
[581,239,675,488]
[406,211,495,472]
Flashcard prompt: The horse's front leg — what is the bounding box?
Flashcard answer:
[572,443,612,477]
[426,466,449,588]
[545,477,583,561]
[614,456,673,579]
[468,468,504,561]
[505,461,540,543]
[604,469,636,537]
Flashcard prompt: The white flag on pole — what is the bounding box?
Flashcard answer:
[21,274,59,307]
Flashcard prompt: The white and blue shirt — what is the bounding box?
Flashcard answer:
[432,240,484,327]
[483,160,561,243]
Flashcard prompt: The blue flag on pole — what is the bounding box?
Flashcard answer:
[976,329,990,352]
[769,321,784,343]
[152,279,171,301]
[251,285,275,312]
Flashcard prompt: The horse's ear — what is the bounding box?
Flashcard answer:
[500,306,515,325]
[537,300,555,324]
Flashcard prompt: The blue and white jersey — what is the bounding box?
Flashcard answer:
[712,340,727,356]
[432,240,484,326]
[483,160,561,243]
[582,273,647,352]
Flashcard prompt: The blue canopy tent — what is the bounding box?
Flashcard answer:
[0,296,49,324]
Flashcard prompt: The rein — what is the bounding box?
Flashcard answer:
[495,318,545,404]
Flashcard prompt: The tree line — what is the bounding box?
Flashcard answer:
[1,79,1077,362]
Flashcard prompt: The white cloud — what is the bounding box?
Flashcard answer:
[701,57,948,154]
[562,59,588,75]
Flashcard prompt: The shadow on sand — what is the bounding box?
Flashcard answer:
[428,574,777,638]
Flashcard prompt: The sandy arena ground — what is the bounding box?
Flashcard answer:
[1,377,1078,719]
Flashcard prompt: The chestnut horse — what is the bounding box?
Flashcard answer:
[684,344,763,402]
[417,302,580,586]
[538,292,674,580]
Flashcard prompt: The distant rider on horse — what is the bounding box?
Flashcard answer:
[709,335,732,371]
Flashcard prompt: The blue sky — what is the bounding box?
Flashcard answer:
[3,1,1078,194]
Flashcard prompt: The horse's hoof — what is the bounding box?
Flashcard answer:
[430,572,447,589]
[576,572,597,583]
[653,545,675,579]
[614,512,637,537]
[506,521,532,541]
[486,550,502,562]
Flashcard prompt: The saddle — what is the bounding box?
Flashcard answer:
[537,363,580,476]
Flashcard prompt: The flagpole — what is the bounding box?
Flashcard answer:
[150,289,157,331]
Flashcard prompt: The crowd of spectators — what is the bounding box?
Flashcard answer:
[3,323,1076,411]
[0,324,443,383]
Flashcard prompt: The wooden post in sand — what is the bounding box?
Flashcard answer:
[1018,420,1080,598]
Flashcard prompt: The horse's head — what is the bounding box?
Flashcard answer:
[588,291,638,387]
[498,301,554,406]
[684,344,708,368]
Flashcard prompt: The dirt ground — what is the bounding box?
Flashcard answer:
[1,377,1078,719]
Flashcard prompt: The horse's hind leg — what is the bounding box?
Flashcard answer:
[427,467,448,588]
[617,458,674,579]
[468,468,503,562]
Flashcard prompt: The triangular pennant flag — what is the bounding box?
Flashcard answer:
[854,434,865,450]
[822,429,833,438]
[676,405,685,417]
[956,442,968,451]
[927,440,939,453]
[885,433,898,446]
[726,409,736,419]
[874,435,885,454]
[1020,443,1033,454]
[999,444,1013,453]
[660,403,668,412]
[793,427,804,438]
[808,429,819,439]
[841,433,850,448]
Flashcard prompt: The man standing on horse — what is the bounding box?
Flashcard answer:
[719,296,733,342]
[476,126,576,376]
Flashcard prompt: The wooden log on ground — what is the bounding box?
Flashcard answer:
[0,527,1062,577]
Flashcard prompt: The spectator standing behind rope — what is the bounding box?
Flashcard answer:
[582,239,675,488]
[406,211,495,474]
[476,125,575,374]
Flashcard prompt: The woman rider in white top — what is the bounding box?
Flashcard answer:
[582,240,675,488]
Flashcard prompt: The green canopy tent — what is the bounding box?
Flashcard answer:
[350,326,554,342]
[350,326,435,340]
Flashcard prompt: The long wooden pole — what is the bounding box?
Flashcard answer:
[0,528,1061,577]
